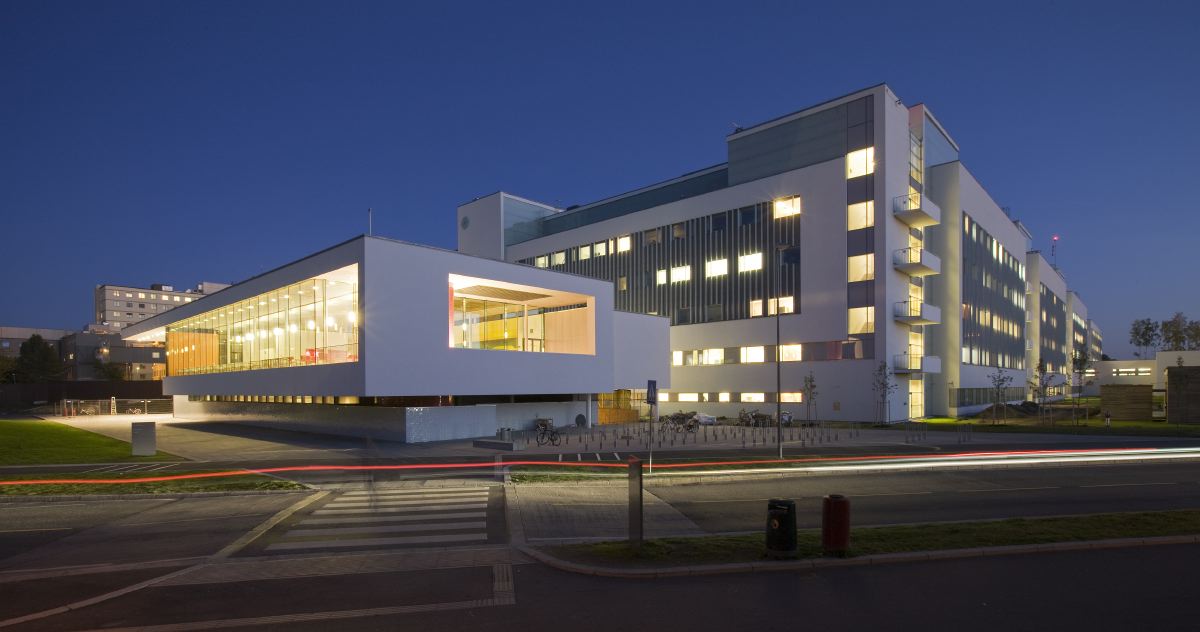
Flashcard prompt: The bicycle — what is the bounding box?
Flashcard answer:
[534,418,560,447]
[126,408,145,415]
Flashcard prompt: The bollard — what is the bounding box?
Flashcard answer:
[628,456,643,548]
[822,494,851,557]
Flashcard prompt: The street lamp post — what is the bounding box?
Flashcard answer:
[775,243,785,459]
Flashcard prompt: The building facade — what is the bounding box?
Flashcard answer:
[0,326,71,358]
[95,282,229,330]
[122,236,669,442]
[460,84,1099,420]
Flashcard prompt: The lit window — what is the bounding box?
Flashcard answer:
[594,241,607,257]
[173,296,181,302]
[849,306,875,334]
[846,147,875,179]
[658,392,669,403]
[718,392,731,402]
[657,269,668,285]
[112,290,120,297]
[740,346,765,363]
[767,297,795,315]
[578,245,591,260]
[780,392,804,403]
[740,392,766,403]
[749,300,763,317]
[773,196,801,218]
[672,223,686,239]
[677,393,700,402]
[670,265,691,283]
[847,201,874,230]
[138,293,146,299]
[185,298,192,302]
[618,276,628,291]
[126,292,133,298]
[706,259,728,277]
[848,254,875,282]
[699,348,724,365]
[617,235,631,252]
[535,255,548,268]
[672,350,683,366]
[738,253,763,272]
[552,251,566,265]
[779,344,802,362]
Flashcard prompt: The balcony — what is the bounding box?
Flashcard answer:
[894,301,941,325]
[892,193,941,228]
[894,353,941,374]
[893,248,941,277]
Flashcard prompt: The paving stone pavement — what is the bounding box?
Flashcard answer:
[510,483,703,542]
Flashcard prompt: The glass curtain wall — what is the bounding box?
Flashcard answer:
[166,265,358,376]
[451,297,531,351]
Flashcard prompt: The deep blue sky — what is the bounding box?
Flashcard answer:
[2,1,1197,358]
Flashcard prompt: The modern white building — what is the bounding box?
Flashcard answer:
[459,84,1100,420]
[122,236,669,442]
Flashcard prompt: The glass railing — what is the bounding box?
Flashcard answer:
[894,192,922,213]
[896,247,925,264]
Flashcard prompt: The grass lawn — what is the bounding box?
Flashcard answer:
[0,470,307,495]
[549,510,1200,567]
[919,417,1200,437]
[0,418,180,464]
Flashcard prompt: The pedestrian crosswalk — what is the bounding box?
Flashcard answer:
[264,486,496,553]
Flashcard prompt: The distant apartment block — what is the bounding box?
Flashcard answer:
[95,281,230,330]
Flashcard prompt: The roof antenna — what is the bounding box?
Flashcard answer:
[368,208,373,236]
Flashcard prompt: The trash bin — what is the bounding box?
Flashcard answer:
[822,494,851,557]
[497,428,512,442]
[765,498,798,559]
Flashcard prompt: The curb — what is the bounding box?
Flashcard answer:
[0,489,312,503]
[519,533,1200,578]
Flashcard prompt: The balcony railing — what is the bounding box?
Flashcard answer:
[894,301,941,325]
[894,352,941,374]
[893,248,941,277]
[892,193,940,228]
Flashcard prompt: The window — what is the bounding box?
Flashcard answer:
[618,276,628,291]
[773,196,801,218]
[617,235,631,252]
[594,241,607,257]
[644,228,662,246]
[670,265,691,283]
[672,223,686,239]
[779,344,802,362]
[705,259,728,278]
[712,214,727,231]
[138,293,146,299]
[149,294,157,300]
[846,147,875,179]
[718,392,731,402]
[151,351,160,358]
[173,296,181,302]
[768,297,795,315]
[740,346,765,363]
[577,245,591,260]
[738,253,763,273]
[126,292,133,298]
[740,207,757,225]
[849,306,875,334]
[699,348,724,365]
[185,297,192,302]
[535,255,548,268]
[741,392,766,403]
[672,350,683,366]
[658,392,669,403]
[749,300,763,317]
[677,393,700,402]
[657,269,668,285]
[848,201,874,231]
[848,254,875,282]
[552,251,566,265]
[112,290,120,297]
[780,392,804,403]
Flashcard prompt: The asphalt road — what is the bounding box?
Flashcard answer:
[12,544,1200,631]
[646,460,1200,533]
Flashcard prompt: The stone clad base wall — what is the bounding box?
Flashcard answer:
[1099,385,1153,421]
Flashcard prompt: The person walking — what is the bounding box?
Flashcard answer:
[1104,410,1112,428]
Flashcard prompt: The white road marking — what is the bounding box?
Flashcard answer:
[324,497,487,509]
[1079,482,1180,488]
[329,492,488,504]
[313,503,488,515]
[298,512,485,526]
[265,533,486,551]
[285,521,486,538]
[340,487,491,497]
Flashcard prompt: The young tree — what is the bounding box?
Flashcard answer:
[0,355,16,383]
[14,335,65,383]
[1129,319,1160,359]
[1161,312,1189,351]
[871,361,898,423]
[802,371,818,423]
[1029,357,1053,425]
[988,367,1013,424]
